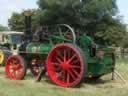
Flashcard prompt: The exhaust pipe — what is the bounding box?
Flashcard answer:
[24,11,32,42]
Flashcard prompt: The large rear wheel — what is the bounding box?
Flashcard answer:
[47,43,87,87]
[5,55,27,80]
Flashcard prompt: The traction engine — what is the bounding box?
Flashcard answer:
[5,15,115,87]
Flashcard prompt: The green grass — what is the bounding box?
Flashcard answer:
[0,59,128,96]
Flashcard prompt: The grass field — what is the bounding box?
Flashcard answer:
[0,58,128,96]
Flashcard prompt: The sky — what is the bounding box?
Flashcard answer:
[0,0,127,27]
[0,0,38,26]
[117,0,128,24]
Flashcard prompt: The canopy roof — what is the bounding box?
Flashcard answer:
[0,31,24,35]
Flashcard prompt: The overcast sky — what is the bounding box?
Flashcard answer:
[0,0,127,27]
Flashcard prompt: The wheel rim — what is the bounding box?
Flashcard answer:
[0,50,4,64]
[57,24,76,43]
[47,44,85,87]
[30,57,44,77]
[5,56,26,80]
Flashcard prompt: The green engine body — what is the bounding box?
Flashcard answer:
[25,30,114,78]
[26,43,52,60]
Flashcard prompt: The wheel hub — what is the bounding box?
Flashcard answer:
[61,62,69,70]
[12,64,20,71]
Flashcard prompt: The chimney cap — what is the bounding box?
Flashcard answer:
[23,10,33,16]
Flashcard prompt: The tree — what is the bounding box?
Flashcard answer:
[0,25,9,31]
[37,0,82,25]
[121,32,128,48]
[8,0,127,47]
[94,16,126,46]
[37,0,126,46]
[37,0,117,25]
[8,12,24,32]
[8,9,39,32]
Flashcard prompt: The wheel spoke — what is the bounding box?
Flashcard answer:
[12,70,16,76]
[67,48,71,60]
[67,54,77,64]
[71,68,80,78]
[62,70,66,82]
[10,65,13,70]
[69,65,81,69]
[58,27,63,36]
[66,72,70,84]
[70,58,79,65]
[56,56,63,63]
[56,71,63,79]
[67,69,76,80]
[10,61,15,66]
[51,62,61,71]
[51,62,60,66]
[64,49,67,62]
[56,51,64,61]
[17,69,22,74]
[19,66,23,70]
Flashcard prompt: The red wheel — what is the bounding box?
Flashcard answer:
[47,43,87,87]
[5,55,26,80]
[30,57,45,77]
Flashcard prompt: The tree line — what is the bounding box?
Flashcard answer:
[2,0,128,48]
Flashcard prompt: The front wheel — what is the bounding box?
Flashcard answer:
[46,43,87,87]
[5,55,27,80]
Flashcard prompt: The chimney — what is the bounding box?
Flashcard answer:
[23,11,33,41]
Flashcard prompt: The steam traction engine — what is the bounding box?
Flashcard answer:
[5,15,115,87]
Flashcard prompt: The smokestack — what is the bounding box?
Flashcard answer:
[23,11,33,41]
